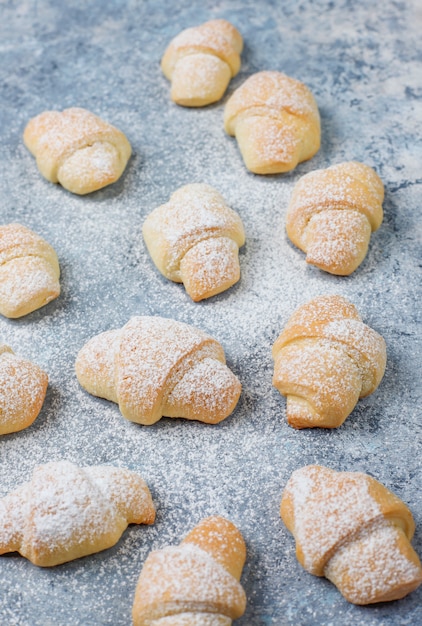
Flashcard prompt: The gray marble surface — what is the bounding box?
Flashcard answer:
[0,1,421,624]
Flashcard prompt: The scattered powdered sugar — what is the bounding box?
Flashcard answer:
[0,1,421,624]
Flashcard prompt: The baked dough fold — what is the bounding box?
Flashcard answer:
[75,316,241,425]
[286,161,384,275]
[161,19,243,106]
[143,183,245,301]
[272,295,386,428]
[133,516,247,625]
[0,344,48,435]
[224,70,320,174]
[280,465,422,604]
[0,461,155,566]
[0,223,60,318]
[24,107,131,194]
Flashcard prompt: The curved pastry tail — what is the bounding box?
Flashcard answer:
[57,141,127,195]
[182,515,246,581]
[170,54,232,107]
[233,113,305,174]
[304,209,372,275]
[180,237,241,301]
[0,487,26,555]
[164,358,241,424]
[86,466,156,526]
[324,520,422,604]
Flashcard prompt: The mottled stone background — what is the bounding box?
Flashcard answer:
[0,1,421,624]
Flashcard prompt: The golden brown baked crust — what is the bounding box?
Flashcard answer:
[286,161,384,275]
[143,183,245,301]
[224,70,320,174]
[161,19,243,107]
[0,461,155,566]
[0,223,60,318]
[280,465,422,604]
[272,295,386,428]
[0,344,48,435]
[132,516,247,625]
[23,107,131,194]
[75,316,241,425]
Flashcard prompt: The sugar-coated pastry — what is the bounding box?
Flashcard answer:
[0,461,155,567]
[0,344,48,435]
[224,70,320,174]
[133,515,247,625]
[286,162,384,275]
[23,107,131,194]
[272,295,386,428]
[280,465,422,604]
[0,223,60,318]
[75,316,241,425]
[143,183,245,301]
[161,19,243,107]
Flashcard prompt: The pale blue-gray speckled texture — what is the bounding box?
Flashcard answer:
[0,1,421,625]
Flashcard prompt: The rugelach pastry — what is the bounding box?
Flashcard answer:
[161,19,243,106]
[143,183,245,301]
[286,161,384,275]
[0,461,155,566]
[272,295,386,428]
[224,70,320,174]
[133,515,247,625]
[23,107,131,194]
[280,465,422,604]
[0,344,48,435]
[75,316,241,425]
[0,223,60,318]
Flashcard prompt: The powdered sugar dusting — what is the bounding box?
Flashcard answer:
[305,209,371,273]
[0,461,154,566]
[0,349,47,435]
[135,543,246,620]
[325,520,422,604]
[76,316,240,425]
[284,466,382,573]
[287,164,384,246]
[323,318,386,394]
[143,183,245,282]
[164,20,241,76]
[24,107,131,192]
[273,296,386,426]
[1,0,421,624]
[0,223,60,317]
[225,72,319,127]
